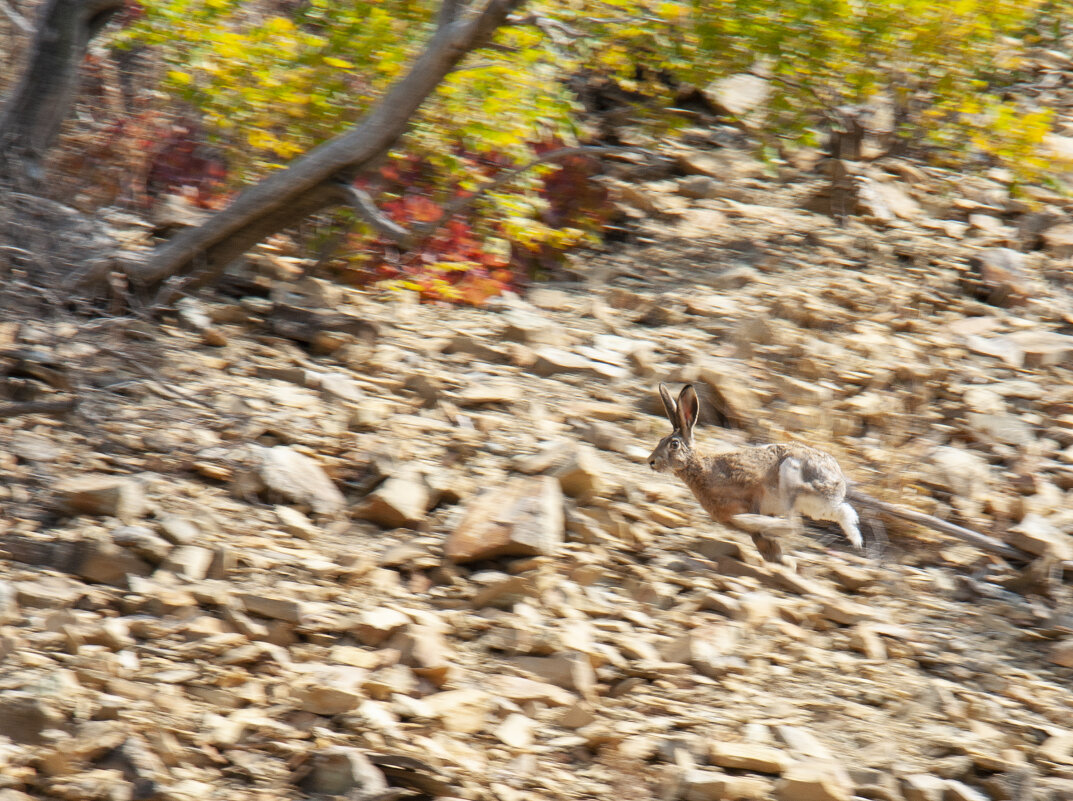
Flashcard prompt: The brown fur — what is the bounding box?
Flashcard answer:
[649,383,862,559]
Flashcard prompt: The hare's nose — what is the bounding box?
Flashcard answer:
[648,459,656,470]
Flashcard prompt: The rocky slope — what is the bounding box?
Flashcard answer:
[2,117,1073,801]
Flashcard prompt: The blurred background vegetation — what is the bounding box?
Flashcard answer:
[19,0,1073,303]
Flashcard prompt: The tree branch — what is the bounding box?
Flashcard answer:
[0,0,125,185]
[438,0,466,29]
[123,0,526,292]
[850,490,1025,561]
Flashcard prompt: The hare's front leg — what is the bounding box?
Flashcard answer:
[777,457,806,536]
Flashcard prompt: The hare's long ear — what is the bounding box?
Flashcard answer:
[677,384,700,443]
[658,383,678,426]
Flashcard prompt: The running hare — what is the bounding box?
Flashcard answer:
[648,383,862,561]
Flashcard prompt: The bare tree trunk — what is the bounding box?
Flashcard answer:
[0,0,125,187]
[121,0,525,293]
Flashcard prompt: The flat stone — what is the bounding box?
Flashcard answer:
[484,675,576,707]
[530,347,628,380]
[54,475,147,522]
[511,652,596,699]
[76,541,153,587]
[157,516,201,545]
[709,741,791,774]
[1006,514,1073,559]
[443,333,509,362]
[455,381,522,406]
[684,770,773,801]
[13,576,83,609]
[318,372,365,403]
[238,593,310,623]
[159,545,215,580]
[422,689,494,734]
[967,413,1035,447]
[661,624,740,678]
[0,581,16,625]
[111,525,172,564]
[352,607,410,646]
[495,713,536,748]
[924,447,991,501]
[705,73,770,120]
[445,476,564,563]
[502,308,567,347]
[293,685,363,716]
[902,774,948,801]
[775,762,852,801]
[1005,330,1073,368]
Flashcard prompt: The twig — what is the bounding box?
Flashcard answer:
[0,0,32,33]
[849,490,1024,561]
[335,145,653,251]
[337,183,413,245]
[0,399,77,419]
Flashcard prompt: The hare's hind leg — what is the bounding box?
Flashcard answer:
[836,502,863,550]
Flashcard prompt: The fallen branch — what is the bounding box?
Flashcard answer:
[0,398,77,419]
[849,489,1024,561]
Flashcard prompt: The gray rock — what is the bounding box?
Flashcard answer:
[677,175,722,200]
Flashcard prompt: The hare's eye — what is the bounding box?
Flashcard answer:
[669,440,680,450]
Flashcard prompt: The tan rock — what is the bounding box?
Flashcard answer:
[485,675,576,707]
[902,774,948,801]
[685,770,773,801]
[354,472,430,529]
[422,689,493,734]
[1006,515,1073,560]
[1050,638,1073,668]
[352,607,410,646]
[495,713,536,749]
[293,684,362,716]
[709,741,791,774]
[237,445,345,517]
[775,762,852,801]
[54,475,147,522]
[662,624,740,678]
[511,651,596,699]
[445,476,564,562]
